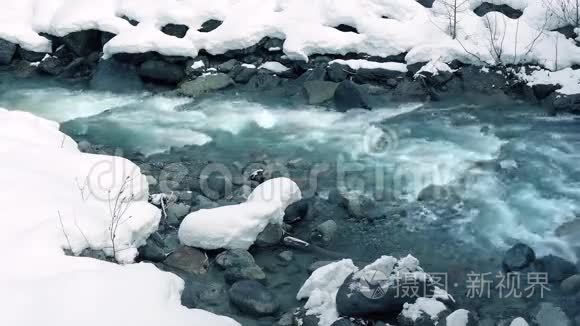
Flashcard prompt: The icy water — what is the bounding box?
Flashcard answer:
[2,73,580,321]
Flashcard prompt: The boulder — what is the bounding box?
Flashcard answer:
[311,220,338,244]
[166,202,190,226]
[17,48,46,62]
[532,84,561,100]
[334,80,371,112]
[327,63,349,82]
[300,65,328,81]
[553,94,580,113]
[255,223,284,247]
[533,255,577,282]
[229,65,257,83]
[283,198,311,223]
[353,68,404,85]
[198,19,223,33]
[178,73,235,96]
[224,264,266,284]
[163,246,208,274]
[90,59,144,92]
[138,60,185,84]
[344,192,383,219]
[533,303,571,326]
[502,243,535,272]
[275,312,294,326]
[38,56,69,75]
[138,238,166,262]
[228,280,279,316]
[161,23,189,38]
[303,80,338,104]
[0,39,17,65]
[61,29,104,56]
[473,3,523,19]
[561,274,580,294]
[218,59,239,73]
[215,249,256,269]
[246,72,283,90]
[417,184,459,202]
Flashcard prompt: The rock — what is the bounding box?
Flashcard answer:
[195,195,219,210]
[60,57,93,79]
[17,48,46,62]
[353,68,404,85]
[438,309,478,326]
[218,59,239,73]
[552,25,577,40]
[246,71,282,90]
[228,280,279,316]
[308,260,335,274]
[533,255,577,282]
[344,192,383,219]
[275,312,294,326]
[398,298,450,326]
[62,29,104,57]
[278,250,294,262]
[328,189,349,207]
[473,2,523,19]
[255,223,284,247]
[79,248,109,261]
[561,274,580,294]
[178,73,234,96]
[224,264,266,283]
[334,80,371,112]
[138,238,166,262]
[333,24,359,33]
[300,65,327,81]
[294,307,321,326]
[166,202,190,225]
[198,19,223,33]
[331,318,358,326]
[503,243,536,272]
[311,220,338,244]
[533,84,561,100]
[417,184,458,202]
[553,94,580,113]
[533,303,571,326]
[327,63,349,82]
[161,23,189,38]
[38,56,69,75]
[283,198,311,223]
[216,249,256,269]
[163,246,208,274]
[303,80,339,104]
[0,39,17,65]
[138,60,185,84]
[90,59,144,92]
[229,65,257,83]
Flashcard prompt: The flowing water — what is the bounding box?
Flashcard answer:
[2,72,580,320]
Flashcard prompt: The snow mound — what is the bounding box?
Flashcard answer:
[178,177,301,250]
[296,259,359,326]
[401,297,448,322]
[0,108,239,326]
[518,67,580,95]
[330,59,408,72]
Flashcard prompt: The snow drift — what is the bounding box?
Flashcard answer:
[178,177,302,250]
[0,108,239,326]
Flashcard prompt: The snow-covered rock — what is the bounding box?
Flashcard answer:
[518,67,580,95]
[259,61,289,73]
[0,108,239,326]
[178,177,301,250]
[510,317,529,326]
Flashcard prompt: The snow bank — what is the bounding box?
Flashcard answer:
[0,108,239,326]
[296,259,359,326]
[329,59,408,72]
[178,177,301,250]
[1,0,579,71]
[518,67,580,95]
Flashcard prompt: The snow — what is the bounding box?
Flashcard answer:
[416,59,456,76]
[190,60,205,69]
[0,108,239,326]
[510,317,530,326]
[178,177,301,250]
[296,259,359,326]
[0,0,578,75]
[330,59,408,72]
[241,63,256,69]
[259,61,290,73]
[445,309,470,326]
[401,297,448,321]
[518,67,580,95]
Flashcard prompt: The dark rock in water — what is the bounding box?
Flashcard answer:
[228,280,279,316]
[17,48,46,62]
[0,39,18,65]
[199,19,223,33]
[62,29,104,57]
[307,196,350,221]
[303,80,338,104]
[218,59,239,73]
[215,249,256,269]
[328,189,349,208]
[353,68,404,85]
[246,71,282,90]
[138,60,185,84]
[255,223,284,247]
[561,274,580,294]
[344,192,383,219]
[334,80,371,111]
[311,220,338,244]
[553,94,580,113]
[90,59,144,92]
[183,281,227,309]
[533,303,571,326]
[417,184,458,202]
[163,246,208,275]
[178,73,234,96]
[552,25,577,40]
[284,198,311,223]
[503,243,535,272]
[161,23,189,38]
[138,238,166,262]
[532,84,561,100]
[224,264,266,283]
[301,65,328,81]
[407,62,426,77]
[327,62,349,82]
[60,57,94,79]
[275,312,294,326]
[438,309,478,326]
[473,3,523,19]
[38,56,69,75]
[229,65,257,83]
[333,24,359,34]
[533,255,577,282]
[112,51,158,65]
[278,250,294,262]
[166,202,190,226]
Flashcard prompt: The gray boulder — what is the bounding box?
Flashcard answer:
[90,59,144,92]
[163,246,208,275]
[161,24,189,38]
[178,73,234,96]
[502,243,535,272]
[561,274,580,294]
[533,303,571,326]
[61,29,104,56]
[0,39,17,65]
[218,59,238,73]
[138,238,166,262]
[353,68,404,85]
[229,65,257,83]
[38,56,68,75]
[17,47,47,62]
[303,80,338,104]
[533,255,577,282]
[311,220,338,244]
[216,249,256,269]
[228,280,279,316]
[198,19,223,33]
[224,264,266,283]
[334,80,371,111]
[255,223,284,247]
[138,60,185,84]
[327,63,349,82]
